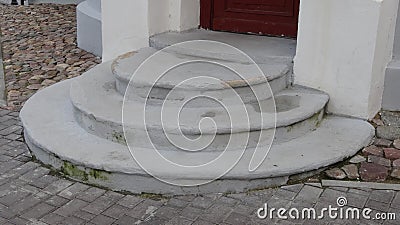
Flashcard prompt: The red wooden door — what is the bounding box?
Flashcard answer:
[201,0,300,37]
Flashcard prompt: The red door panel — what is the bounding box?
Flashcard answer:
[201,0,300,38]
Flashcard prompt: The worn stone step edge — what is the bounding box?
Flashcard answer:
[111,48,291,98]
[149,29,296,64]
[70,61,329,145]
[21,78,374,182]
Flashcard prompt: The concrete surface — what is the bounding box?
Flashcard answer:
[69,61,328,147]
[383,3,400,111]
[150,30,296,64]
[294,0,398,120]
[77,0,102,57]
[383,60,400,111]
[20,75,374,194]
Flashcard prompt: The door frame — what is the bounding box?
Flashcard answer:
[200,0,214,30]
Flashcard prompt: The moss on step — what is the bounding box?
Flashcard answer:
[62,162,88,181]
[61,162,109,182]
[112,131,126,145]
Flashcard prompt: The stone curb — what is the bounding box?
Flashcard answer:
[322,180,400,191]
[0,33,6,107]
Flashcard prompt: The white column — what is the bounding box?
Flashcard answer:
[168,0,200,31]
[101,0,150,61]
[294,0,399,119]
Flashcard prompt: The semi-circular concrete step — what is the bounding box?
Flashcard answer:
[149,29,296,64]
[70,61,329,149]
[111,48,291,104]
[21,78,374,194]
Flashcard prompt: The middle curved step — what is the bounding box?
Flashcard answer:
[70,61,329,152]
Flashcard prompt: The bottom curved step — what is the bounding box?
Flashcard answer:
[20,78,374,195]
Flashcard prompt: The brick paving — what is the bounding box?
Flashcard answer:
[0,109,397,224]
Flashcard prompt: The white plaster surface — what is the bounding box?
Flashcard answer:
[101,0,199,61]
[101,0,150,61]
[77,0,102,56]
[294,0,398,119]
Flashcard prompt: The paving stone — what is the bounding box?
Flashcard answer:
[0,186,31,206]
[179,206,203,221]
[154,205,181,220]
[30,174,59,189]
[117,195,143,209]
[165,198,190,208]
[390,169,400,179]
[341,164,360,179]
[360,162,389,182]
[271,188,298,200]
[365,199,390,211]
[101,204,129,219]
[325,168,347,180]
[42,179,73,195]
[59,216,86,225]
[203,203,233,223]
[8,194,41,214]
[393,159,400,168]
[74,210,97,221]
[363,145,384,157]
[393,139,400,150]
[125,199,163,220]
[82,191,124,215]
[294,185,323,204]
[91,214,116,225]
[190,196,215,209]
[368,155,392,167]
[114,215,138,225]
[165,216,193,225]
[58,182,89,199]
[381,111,400,127]
[346,192,368,208]
[370,190,395,204]
[375,138,393,147]
[319,188,347,203]
[45,195,70,207]
[75,186,106,202]
[349,155,366,164]
[8,217,29,225]
[20,202,54,219]
[224,212,253,225]
[53,199,89,217]
[377,126,400,141]
[40,213,65,224]
[384,148,400,160]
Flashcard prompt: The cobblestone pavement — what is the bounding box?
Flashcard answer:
[0,109,397,225]
[0,4,101,110]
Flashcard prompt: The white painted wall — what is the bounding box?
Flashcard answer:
[294,0,398,119]
[102,0,149,61]
[101,0,199,61]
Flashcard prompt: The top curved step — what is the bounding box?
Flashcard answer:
[150,29,296,64]
[112,47,291,101]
